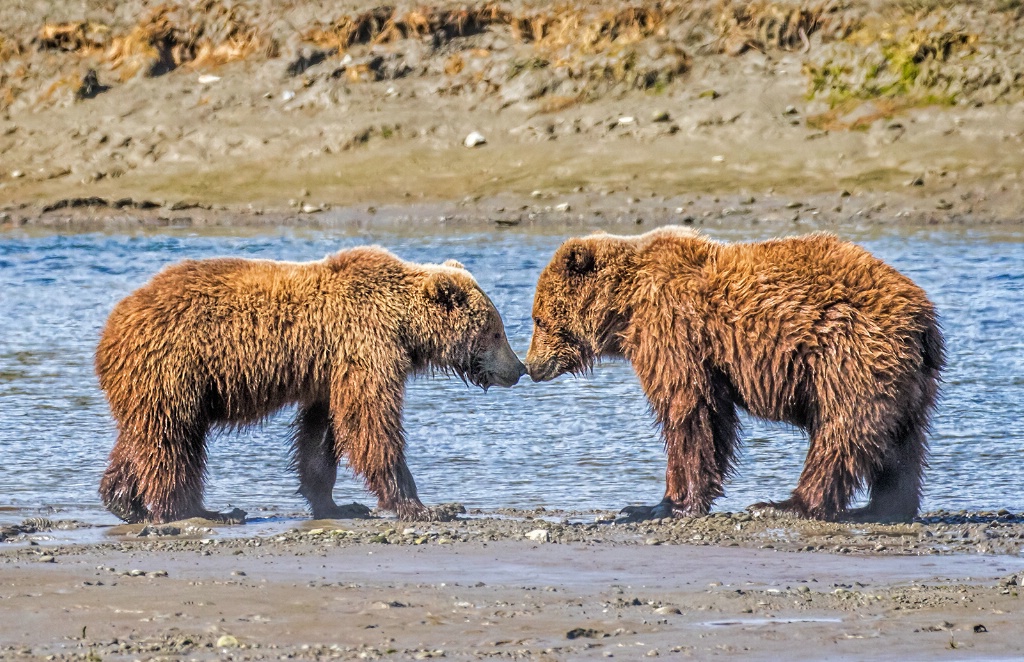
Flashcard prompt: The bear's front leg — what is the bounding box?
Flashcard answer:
[331,368,461,523]
[637,370,740,519]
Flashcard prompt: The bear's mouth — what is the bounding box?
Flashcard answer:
[467,364,524,390]
[526,358,562,383]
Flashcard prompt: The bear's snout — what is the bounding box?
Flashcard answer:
[525,358,558,383]
[476,339,527,389]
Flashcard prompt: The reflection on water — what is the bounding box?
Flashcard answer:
[1,225,1022,525]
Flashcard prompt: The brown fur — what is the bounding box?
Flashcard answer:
[97,247,525,524]
[526,227,944,521]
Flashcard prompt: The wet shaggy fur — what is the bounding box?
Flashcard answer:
[97,246,525,524]
[526,227,944,521]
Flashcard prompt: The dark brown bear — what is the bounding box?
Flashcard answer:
[526,227,944,521]
[97,247,525,524]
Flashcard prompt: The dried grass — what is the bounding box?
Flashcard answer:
[1,31,24,64]
[303,5,506,52]
[715,1,857,55]
[303,3,668,56]
[36,2,274,82]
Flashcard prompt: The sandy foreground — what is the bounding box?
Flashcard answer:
[2,510,1024,660]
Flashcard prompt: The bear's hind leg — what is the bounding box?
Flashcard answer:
[850,376,935,522]
[100,440,147,523]
[849,420,928,523]
[292,402,372,520]
[139,420,212,523]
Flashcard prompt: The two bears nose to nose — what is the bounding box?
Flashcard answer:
[96,228,942,525]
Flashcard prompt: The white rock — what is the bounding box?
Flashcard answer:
[10,170,24,178]
[464,131,486,148]
[617,116,636,125]
[281,90,296,102]
[197,74,221,85]
[711,155,725,163]
[300,203,322,213]
[555,202,571,212]
[526,529,550,542]
[216,635,239,648]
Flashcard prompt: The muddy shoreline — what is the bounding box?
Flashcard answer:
[2,509,1024,660]
[2,1,1024,230]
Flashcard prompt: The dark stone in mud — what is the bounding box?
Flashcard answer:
[137,524,182,537]
[41,196,109,212]
[566,627,602,640]
[76,69,109,100]
[286,47,334,77]
[428,502,467,522]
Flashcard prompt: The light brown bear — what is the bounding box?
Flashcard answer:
[97,246,525,523]
[526,227,944,521]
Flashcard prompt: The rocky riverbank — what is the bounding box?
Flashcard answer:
[1,0,1023,228]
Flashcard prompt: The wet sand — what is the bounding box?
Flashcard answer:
[2,511,1024,660]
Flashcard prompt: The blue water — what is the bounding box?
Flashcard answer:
[1,225,1022,524]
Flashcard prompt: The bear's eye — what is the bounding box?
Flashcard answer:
[493,332,501,340]
[533,316,546,331]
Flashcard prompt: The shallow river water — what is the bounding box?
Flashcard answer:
[1,224,1022,525]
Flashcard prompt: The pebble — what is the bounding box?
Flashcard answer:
[37,555,54,563]
[463,131,486,148]
[128,569,146,577]
[654,606,681,615]
[651,110,670,122]
[711,155,725,163]
[555,202,571,212]
[526,529,550,542]
[216,635,239,648]
[616,116,636,125]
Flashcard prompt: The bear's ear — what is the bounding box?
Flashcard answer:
[563,244,596,277]
[424,273,469,312]
[443,259,465,270]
